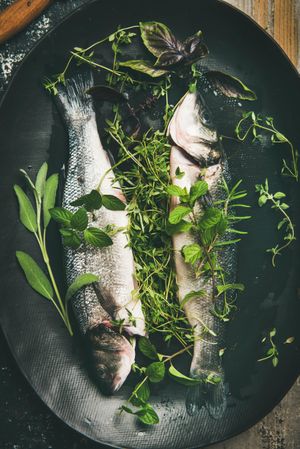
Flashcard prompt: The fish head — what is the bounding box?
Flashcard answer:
[86,323,135,394]
[168,91,222,166]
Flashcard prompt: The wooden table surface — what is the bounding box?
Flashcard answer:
[0,1,299,448]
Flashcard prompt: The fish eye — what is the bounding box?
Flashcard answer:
[201,109,212,125]
[96,364,107,378]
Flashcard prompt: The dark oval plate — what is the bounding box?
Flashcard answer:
[1,1,300,448]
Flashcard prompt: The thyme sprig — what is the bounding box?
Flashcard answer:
[235,111,299,181]
[255,179,295,266]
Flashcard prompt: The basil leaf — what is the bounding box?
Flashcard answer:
[183,31,208,64]
[166,185,187,197]
[135,404,159,425]
[43,174,59,228]
[138,337,159,360]
[14,185,37,233]
[154,50,184,68]
[84,227,113,248]
[50,207,73,227]
[146,362,165,383]
[70,208,88,231]
[71,190,102,211]
[35,162,48,199]
[169,364,201,386]
[102,194,126,211]
[198,208,222,230]
[166,220,193,236]
[140,21,181,58]
[16,251,53,300]
[182,243,202,265]
[189,180,208,206]
[205,71,257,101]
[169,205,192,224]
[60,229,81,249]
[65,273,98,302]
[119,60,169,78]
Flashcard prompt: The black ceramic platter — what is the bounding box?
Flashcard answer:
[1,1,300,448]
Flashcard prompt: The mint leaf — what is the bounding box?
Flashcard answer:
[102,194,126,211]
[50,207,73,227]
[60,229,81,248]
[71,190,102,211]
[70,208,88,231]
[169,205,192,224]
[138,337,158,360]
[198,208,222,229]
[189,180,208,206]
[182,243,202,264]
[169,364,201,386]
[166,220,193,236]
[84,227,113,247]
[146,362,165,383]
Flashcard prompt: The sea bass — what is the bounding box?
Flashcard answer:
[56,71,146,394]
[168,91,232,418]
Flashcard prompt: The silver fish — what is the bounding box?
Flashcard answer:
[168,91,232,418]
[56,71,146,394]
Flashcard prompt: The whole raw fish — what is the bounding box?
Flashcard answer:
[56,71,146,394]
[168,91,234,418]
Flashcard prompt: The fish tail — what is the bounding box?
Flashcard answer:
[185,371,227,419]
[205,374,227,419]
[55,69,94,123]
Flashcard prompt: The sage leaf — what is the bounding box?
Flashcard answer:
[70,208,88,231]
[65,273,98,302]
[182,243,202,265]
[169,205,192,224]
[169,364,201,386]
[84,227,113,248]
[35,162,48,199]
[14,185,37,233]
[50,207,73,227]
[43,174,59,228]
[205,71,257,101]
[16,251,53,300]
[138,337,158,360]
[119,60,169,78]
[146,361,165,383]
[102,194,126,211]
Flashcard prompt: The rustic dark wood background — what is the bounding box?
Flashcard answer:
[0,0,300,448]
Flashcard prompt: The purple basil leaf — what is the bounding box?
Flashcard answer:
[204,71,257,101]
[140,21,183,58]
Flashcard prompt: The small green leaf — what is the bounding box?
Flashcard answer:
[189,180,208,206]
[60,229,81,248]
[175,167,185,179]
[181,290,205,307]
[274,192,286,199]
[65,273,98,302]
[219,348,226,357]
[70,208,88,231]
[50,207,73,227]
[270,328,276,337]
[131,380,150,406]
[146,362,165,383]
[84,227,113,247]
[166,220,193,236]
[135,404,159,425]
[258,195,267,207]
[272,356,279,367]
[43,174,59,228]
[138,337,158,360]
[14,185,37,233]
[216,283,245,295]
[16,251,53,300]
[169,364,201,386]
[102,194,126,211]
[169,205,192,224]
[166,185,187,197]
[119,60,169,78]
[198,208,222,230]
[35,162,48,199]
[71,190,102,212]
[182,243,202,264]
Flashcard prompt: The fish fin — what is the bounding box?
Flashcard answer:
[55,69,94,123]
[205,376,227,420]
[185,385,205,416]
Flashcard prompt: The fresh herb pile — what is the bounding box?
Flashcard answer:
[14,21,298,424]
